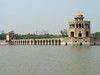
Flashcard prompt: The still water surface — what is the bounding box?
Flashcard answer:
[0,45,100,75]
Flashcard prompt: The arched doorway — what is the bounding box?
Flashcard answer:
[46,40,48,45]
[52,40,54,45]
[78,33,82,37]
[34,40,37,45]
[70,32,74,37]
[49,40,51,45]
[40,40,42,45]
[86,31,89,37]
[43,40,45,45]
[79,23,81,28]
[65,43,67,46]
[58,40,61,45]
[55,40,57,45]
[80,42,82,46]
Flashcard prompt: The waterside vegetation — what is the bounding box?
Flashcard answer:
[0,31,100,40]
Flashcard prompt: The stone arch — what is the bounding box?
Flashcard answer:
[37,40,39,45]
[43,40,45,45]
[31,40,33,45]
[52,40,54,45]
[85,24,89,28]
[46,40,48,45]
[70,32,74,37]
[80,42,82,46]
[76,24,78,28]
[49,40,51,45]
[40,40,42,45]
[55,40,57,45]
[65,43,67,46]
[78,33,82,37]
[58,40,61,45]
[86,31,89,37]
[34,40,37,45]
[21,41,22,45]
[79,23,81,28]
[23,40,24,45]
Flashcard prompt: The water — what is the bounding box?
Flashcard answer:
[0,45,100,75]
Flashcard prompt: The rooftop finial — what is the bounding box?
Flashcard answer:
[74,12,84,20]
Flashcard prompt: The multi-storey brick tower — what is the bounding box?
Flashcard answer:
[67,14,91,45]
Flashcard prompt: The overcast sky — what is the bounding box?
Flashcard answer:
[0,0,100,34]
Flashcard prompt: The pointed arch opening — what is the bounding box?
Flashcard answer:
[86,31,89,37]
[78,33,82,37]
[70,32,74,37]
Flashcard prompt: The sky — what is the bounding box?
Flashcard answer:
[0,0,100,34]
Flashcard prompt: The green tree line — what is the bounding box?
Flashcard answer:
[0,31,100,40]
[92,32,100,37]
[14,33,62,39]
[0,33,6,40]
[0,31,62,40]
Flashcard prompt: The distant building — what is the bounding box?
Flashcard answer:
[64,13,100,45]
[64,14,91,45]
[68,14,90,38]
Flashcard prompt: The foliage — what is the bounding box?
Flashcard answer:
[0,30,62,40]
[14,33,62,39]
[1,31,100,40]
[92,32,100,37]
[0,33,6,40]
[60,29,68,37]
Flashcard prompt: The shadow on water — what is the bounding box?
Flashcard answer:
[68,45,91,50]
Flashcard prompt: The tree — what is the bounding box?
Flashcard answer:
[60,29,68,37]
[92,32,100,37]
[0,33,6,40]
